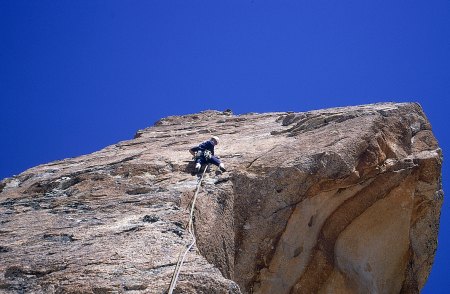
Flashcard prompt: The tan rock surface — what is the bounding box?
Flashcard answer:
[0,102,443,293]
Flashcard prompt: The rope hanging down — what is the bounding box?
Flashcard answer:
[167,164,209,294]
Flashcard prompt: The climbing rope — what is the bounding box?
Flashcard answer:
[167,164,209,294]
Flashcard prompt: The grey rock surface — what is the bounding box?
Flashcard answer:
[0,102,443,293]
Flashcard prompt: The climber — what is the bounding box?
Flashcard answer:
[189,136,226,173]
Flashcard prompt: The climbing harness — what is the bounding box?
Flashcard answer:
[194,150,203,158]
[167,164,209,294]
[203,150,212,160]
[194,150,212,160]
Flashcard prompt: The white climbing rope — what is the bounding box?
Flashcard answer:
[167,165,209,294]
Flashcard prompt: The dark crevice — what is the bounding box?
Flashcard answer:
[5,265,68,279]
[271,201,300,216]
[400,244,420,293]
[215,177,230,185]
[222,238,232,279]
[43,233,75,243]
[114,226,145,235]
[246,157,262,169]
[246,147,277,168]
[0,181,6,193]
[0,245,11,253]
[126,187,152,195]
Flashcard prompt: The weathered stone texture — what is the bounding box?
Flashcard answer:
[0,102,443,293]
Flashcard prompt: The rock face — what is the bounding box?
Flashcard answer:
[0,102,443,294]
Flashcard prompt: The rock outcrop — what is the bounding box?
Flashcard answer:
[0,102,443,293]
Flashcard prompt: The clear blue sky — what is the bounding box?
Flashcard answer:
[1,1,448,292]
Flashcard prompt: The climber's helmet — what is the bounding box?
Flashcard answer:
[211,136,219,145]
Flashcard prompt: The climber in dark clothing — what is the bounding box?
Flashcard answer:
[189,136,226,173]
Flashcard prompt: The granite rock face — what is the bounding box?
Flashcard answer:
[0,102,443,293]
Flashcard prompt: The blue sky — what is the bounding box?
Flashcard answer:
[1,1,449,292]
